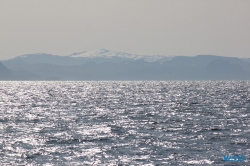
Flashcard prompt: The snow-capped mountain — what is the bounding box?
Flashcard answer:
[2,50,250,81]
[70,49,173,62]
[4,49,173,66]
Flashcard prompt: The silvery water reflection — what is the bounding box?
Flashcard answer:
[0,81,249,165]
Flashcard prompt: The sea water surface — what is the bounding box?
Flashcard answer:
[0,81,249,165]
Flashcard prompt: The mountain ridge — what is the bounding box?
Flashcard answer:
[1,50,250,80]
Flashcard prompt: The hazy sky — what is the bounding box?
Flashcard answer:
[1,0,250,60]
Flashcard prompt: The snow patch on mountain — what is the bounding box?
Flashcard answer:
[69,49,173,62]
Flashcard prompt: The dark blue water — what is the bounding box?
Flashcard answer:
[0,81,249,165]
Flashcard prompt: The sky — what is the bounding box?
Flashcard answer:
[0,0,250,60]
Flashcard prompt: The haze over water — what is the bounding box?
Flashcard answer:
[0,81,249,165]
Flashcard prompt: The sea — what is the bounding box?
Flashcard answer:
[0,81,249,165]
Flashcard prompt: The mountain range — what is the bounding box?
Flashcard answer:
[1,49,250,80]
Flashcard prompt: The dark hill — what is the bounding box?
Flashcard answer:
[0,61,13,80]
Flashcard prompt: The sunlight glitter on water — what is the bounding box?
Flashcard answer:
[0,81,249,165]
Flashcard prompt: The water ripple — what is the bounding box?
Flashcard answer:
[0,81,249,165]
